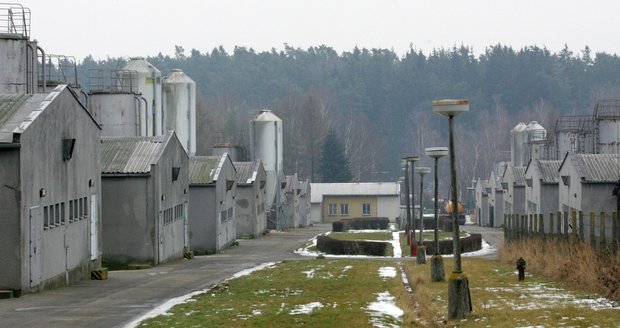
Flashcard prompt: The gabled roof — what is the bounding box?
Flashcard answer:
[100,134,169,174]
[513,166,526,186]
[310,182,400,203]
[189,155,225,185]
[538,160,561,183]
[0,86,100,143]
[233,161,260,185]
[562,153,620,183]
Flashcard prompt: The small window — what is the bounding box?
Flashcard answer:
[82,197,88,218]
[328,204,337,216]
[55,204,61,226]
[340,204,349,216]
[220,210,228,223]
[44,206,50,229]
[362,203,371,215]
[61,202,66,225]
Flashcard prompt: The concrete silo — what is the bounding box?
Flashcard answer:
[250,110,283,210]
[594,100,620,154]
[121,57,162,137]
[511,122,527,167]
[163,69,196,155]
[525,121,547,162]
[87,69,145,137]
[0,4,45,94]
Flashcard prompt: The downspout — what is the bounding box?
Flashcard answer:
[187,83,192,155]
[134,96,143,136]
[140,96,148,136]
[25,43,34,93]
[80,90,88,108]
[151,71,157,136]
[36,45,46,92]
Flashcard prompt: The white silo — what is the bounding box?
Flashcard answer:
[121,57,162,137]
[163,69,196,155]
[525,121,547,162]
[511,122,527,167]
[594,100,620,154]
[250,110,283,209]
[0,4,44,94]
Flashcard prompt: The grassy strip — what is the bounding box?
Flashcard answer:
[138,259,410,327]
[399,232,464,257]
[404,257,620,327]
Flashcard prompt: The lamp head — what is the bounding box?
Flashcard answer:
[425,146,449,159]
[403,155,420,162]
[414,167,431,176]
[432,99,469,117]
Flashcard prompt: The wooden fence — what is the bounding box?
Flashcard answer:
[503,211,619,252]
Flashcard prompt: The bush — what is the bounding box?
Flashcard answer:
[423,233,482,255]
[332,217,390,231]
[317,235,388,256]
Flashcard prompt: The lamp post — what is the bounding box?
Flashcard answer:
[404,156,420,246]
[402,157,412,244]
[415,166,431,264]
[425,147,448,281]
[432,99,471,319]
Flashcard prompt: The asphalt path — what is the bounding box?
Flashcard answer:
[0,224,331,328]
[461,223,505,259]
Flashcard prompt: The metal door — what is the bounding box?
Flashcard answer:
[489,206,495,227]
[90,194,98,260]
[29,206,42,288]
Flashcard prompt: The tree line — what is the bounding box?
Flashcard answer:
[77,44,620,196]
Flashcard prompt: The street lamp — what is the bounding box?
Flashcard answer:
[415,166,431,264]
[425,146,448,282]
[404,156,420,247]
[432,99,471,319]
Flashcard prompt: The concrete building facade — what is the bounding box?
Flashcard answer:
[233,161,267,238]
[188,154,237,253]
[0,85,102,295]
[100,132,189,266]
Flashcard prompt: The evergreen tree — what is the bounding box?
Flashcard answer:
[319,131,352,182]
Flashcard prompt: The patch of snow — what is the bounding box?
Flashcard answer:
[302,268,316,279]
[289,302,324,315]
[231,262,277,279]
[391,232,401,258]
[366,291,404,328]
[378,267,397,279]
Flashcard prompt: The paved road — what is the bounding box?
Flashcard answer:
[461,224,505,259]
[0,224,331,328]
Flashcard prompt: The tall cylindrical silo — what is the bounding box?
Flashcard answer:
[163,69,196,155]
[88,93,143,137]
[525,121,547,162]
[250,110,283,209]
[597,119,620,154]
[121,57,162,137]
[511,122,526,167]
[0,4,41,94]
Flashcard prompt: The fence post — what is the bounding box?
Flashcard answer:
[600,212,606,249]
[613,211,618,253]
[521,214,526,240]
[563,211,569,237]
[557,211,562,236]
[549,212,554,238]
[578,211,584,241]
[571,210,578,240]
[539,213,544,236]
[590,212,596,250]
[513,214,518,241]
[504,214,510,242]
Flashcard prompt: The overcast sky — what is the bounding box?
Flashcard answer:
[18,0,620,61]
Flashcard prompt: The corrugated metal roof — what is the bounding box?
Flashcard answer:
[513,167,526,186]
[538,160,561,183]
[100,135,166,174]
[189,156,222,185]
[0,94,31,129]
[577,154,620,182]
[233,161,256,184]
[310,182,400,203]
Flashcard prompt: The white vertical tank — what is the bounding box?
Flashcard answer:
[250,110,283,209]
[163,69,196,155]
[597,119,620,154]
[511,122,526,167]
[121,57,162,136]
[0,4,41,94]
[525,121,547,162]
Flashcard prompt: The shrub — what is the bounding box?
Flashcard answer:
[332,217,390,231]
[317,235,387,256]
[423,233,482,255]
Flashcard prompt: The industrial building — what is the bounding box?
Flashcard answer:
[281,174,301,229]
[310,182,401,223]
[250,110,283,212]
[524,159,561,220]
[298,180,312,227]
[188,154,237,253]
[0,85,103,295]
[233,161,267,238]
[501,164,526,215]
[163,69,196,156]
[474,178,489,226]
[100,132,189,266]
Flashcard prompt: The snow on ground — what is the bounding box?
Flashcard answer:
[302,268,316,279]
[378,267,397,279]
[366,291,404,328]
[391,232,401,258]
[289,302,324,315]
[124,262,278,328]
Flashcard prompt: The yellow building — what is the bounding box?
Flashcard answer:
[310,182,401,223]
